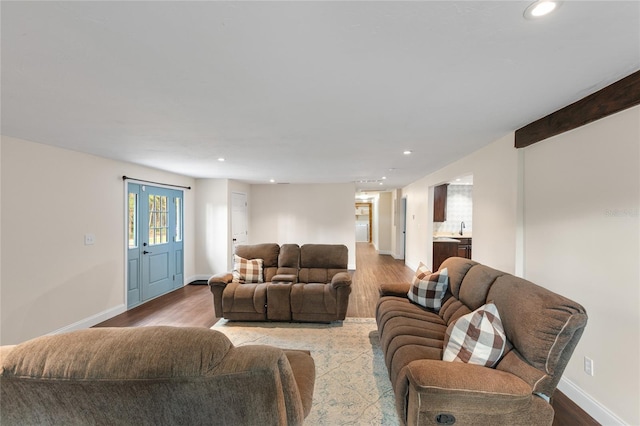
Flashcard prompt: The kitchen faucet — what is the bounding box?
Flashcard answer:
[459,221,465,236]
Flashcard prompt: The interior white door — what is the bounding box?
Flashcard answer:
[231,192,248,246]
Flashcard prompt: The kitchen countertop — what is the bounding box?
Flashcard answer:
[433,237,461,243]
[433,235,472,243]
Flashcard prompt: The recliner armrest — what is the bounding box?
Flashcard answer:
[379,282,411,297]
[331,272,351,289]
[405,359,531,395]
[272,274,297,283]
[398,359,536,425]
[208,272,233,287]
[213,344,311,426]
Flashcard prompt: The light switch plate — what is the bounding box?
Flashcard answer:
[584,356,594,376]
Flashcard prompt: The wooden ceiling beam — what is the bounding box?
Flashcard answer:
[515,69,640,148]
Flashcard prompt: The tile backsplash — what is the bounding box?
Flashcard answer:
[434,185,473,235]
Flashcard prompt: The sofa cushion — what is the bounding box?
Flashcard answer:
[300,244,348,269]
[458,264,506,311]
[232,255,264,284]
[438,257,477,299]
[235,243,280,282]
[278,244,301,275]
[443,302,506,367]
[407,264,449,312]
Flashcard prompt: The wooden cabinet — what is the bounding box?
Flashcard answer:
[457,238,472,259]
[433,238,472,271]
[433,240,459,271]
[433,184,448,222]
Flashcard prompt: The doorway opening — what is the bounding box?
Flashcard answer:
[355,202,372,243]
[432,175,473,270]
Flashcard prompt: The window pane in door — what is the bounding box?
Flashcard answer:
[128,193,137,248]
[176,197,182,242]
[148,194,168,246]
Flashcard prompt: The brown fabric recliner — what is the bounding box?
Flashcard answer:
[291,244,352,322]
[209,243,351,322]
[0,326,315,426]
[209,243,284,321]
[376,257,587,426]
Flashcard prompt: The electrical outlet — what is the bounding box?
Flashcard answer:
[584,356,594,376]
[84,234,95,245]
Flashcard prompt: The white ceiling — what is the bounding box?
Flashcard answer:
[2,1,639,191]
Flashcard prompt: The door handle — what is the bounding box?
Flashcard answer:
[143,250,152,255]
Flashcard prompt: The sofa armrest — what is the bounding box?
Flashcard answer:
[272,274,297,283]
[398,359,535,424]
[405,359,532,395]
[208,272,233,287]
[379,282,411,297]
[208,273,232,318]
[331,271,352,289]
[214,345,310,425]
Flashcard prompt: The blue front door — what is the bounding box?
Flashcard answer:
[127,184,184,308]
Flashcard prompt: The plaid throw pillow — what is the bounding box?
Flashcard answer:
[232,255,264,284]
[407,264,449,312]
[443,302,506,368]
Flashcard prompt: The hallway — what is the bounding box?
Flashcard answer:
[347,242,415,317]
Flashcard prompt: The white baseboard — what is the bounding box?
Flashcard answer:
[378,250,392,255]
[557,377,626,425]
[405,261,419,271]
[49,304,126,336]
[187,274,210,283]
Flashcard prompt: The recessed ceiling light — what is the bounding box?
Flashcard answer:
[382,176,387,180]
[524,1,561,19]
[217,157,225,162]
[403,150,412,155]
[269,179,275,183]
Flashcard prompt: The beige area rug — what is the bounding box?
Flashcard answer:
[212,318,399,425]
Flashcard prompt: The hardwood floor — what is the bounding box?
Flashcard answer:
[348,242,415,318]
[95,284,218,328]
[95,242,598,425]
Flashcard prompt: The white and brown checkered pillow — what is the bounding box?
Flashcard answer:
[232,255,264,284]
[443,302,506,368]
[407,264,449,312]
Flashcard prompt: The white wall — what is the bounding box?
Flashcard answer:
[249,183,356,269]
[402,133,519,273]
[371,197,379,248]
[376,192,393,255]
[0,136,196,345]
[400,107,639,425]
[193,178,252,279]
[194,179,229,279]
[391,189,405,260]
[522,106,639,426]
